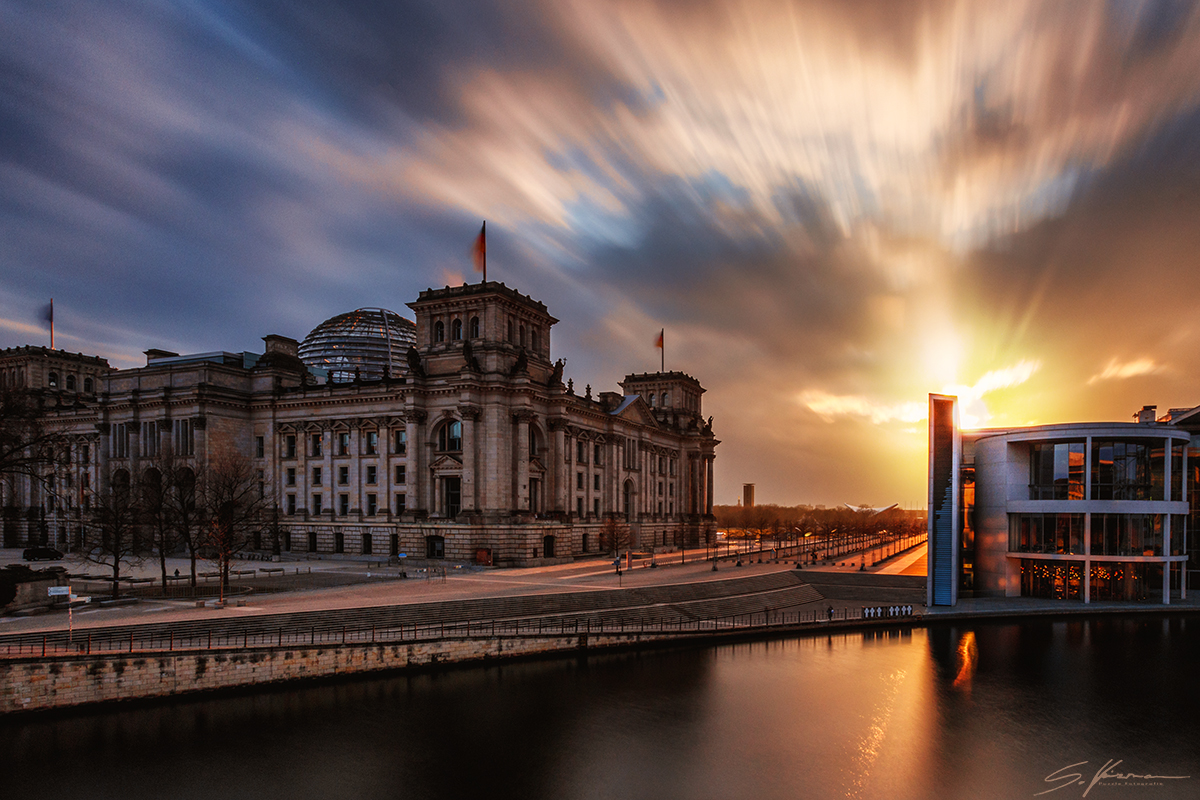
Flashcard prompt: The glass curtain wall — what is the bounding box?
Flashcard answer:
[1010,513,1085,554]
[1029,443,1085,499]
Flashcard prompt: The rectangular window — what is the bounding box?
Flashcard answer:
[337,432,350,456]
[312,467,322,486]
[335,532,344,553]
[1029,442,1085,500]
[255,436,264,458]
[169,419,194,457]
[658,481,663,496]
[310,433,323,457]
[285,435,296,459]
[286,468,296,486]
[258,470,265,499]
[308,531,317,552]
[338,466,349,485]
[577,497,584,517]
[367,494,377,515]
[670,458,675,477]
[593,474,601,491]
[395,493,406,513]
[1091,441,1155,500]
[339,494,349,516]
[395,465,406,484]
[669,483,674,497]
[366,465,377,485]
[141,421,159,458]
[365,431,378,455]
[394,430,407,455]
[576,440,587,463]
[312,494,323,514]
[576,472,584,490]
[362,532,373,555]
[287,494,296,515]
[594,443,602,465]
[593,498,600,517]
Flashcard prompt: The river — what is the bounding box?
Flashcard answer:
[3,614,1198,799]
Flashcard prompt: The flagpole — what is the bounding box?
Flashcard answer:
[49,298,54,350]
[661,329,664,372]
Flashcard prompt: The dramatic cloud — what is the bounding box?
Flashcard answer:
[3,0,1200,504]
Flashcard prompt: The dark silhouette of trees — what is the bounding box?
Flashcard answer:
[599,516,632,556]
[83,469,142,599]
[200,439,267,603]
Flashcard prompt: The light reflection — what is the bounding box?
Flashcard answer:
[952,631,978,691]
[845,668,908,799]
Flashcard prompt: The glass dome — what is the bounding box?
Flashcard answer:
[298,308,416,382]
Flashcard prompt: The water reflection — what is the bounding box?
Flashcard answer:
[2,618,1197,800]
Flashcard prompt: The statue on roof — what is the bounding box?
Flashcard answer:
[406,346,425,379]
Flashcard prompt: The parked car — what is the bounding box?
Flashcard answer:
[23,547,64,561]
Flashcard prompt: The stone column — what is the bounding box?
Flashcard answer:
[460,405,481,512]
[705,454,714,515]
[405,412,426,514]
[549,420,567,514]
[514,411,533,511]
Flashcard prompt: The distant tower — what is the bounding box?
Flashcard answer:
[743,483,755,508]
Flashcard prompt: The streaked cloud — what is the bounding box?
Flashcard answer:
[1087,357,1163,384]
[3,0,1200,504]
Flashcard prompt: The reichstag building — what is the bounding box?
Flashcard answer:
[1,281,719,566]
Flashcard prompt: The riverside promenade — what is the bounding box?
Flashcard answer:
[4,542,1198,715]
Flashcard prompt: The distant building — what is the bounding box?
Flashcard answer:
[928,395,1197,605]
[3,281,719,565]
[743,483,755,507]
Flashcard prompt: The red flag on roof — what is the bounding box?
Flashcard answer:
[655,329,663,349]
[472,222,486,278]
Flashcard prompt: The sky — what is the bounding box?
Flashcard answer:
[3,0,1200,508]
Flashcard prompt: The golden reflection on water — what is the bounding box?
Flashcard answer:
[953,631,978,691]
[845,668,908,799]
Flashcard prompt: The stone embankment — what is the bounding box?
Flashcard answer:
[0,570,927,715]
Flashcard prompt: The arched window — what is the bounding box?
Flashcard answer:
[437,419,462,452]
[507,320,514,343]
[66,375,76,391]
[531,327,540,352]
[661,392,670,407]
[48,371,59,388]
[434,320,445,343]
[519,325,526,347]
[112,469,131,504]
[84,377,93,394]
[528,424,540,457]
[451,318,463,341]
[649,394,656,407]
[470,316,480,338]
[623,479,634,522]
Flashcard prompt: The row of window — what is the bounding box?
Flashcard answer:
[430,315,544,352]
[110,420,194,459]
[280,430,405,459]
[45,372,95,393]
[1009,513,1188,557]
[1028,440,1187,501]
[285,465,407,487]
[286,492,406,516]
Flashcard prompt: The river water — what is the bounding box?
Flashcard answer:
[3,615,1198,800]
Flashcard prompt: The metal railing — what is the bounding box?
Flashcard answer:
[0,605,923,659]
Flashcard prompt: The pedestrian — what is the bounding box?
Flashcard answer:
[827,605,833,620]
[174,568,179,577]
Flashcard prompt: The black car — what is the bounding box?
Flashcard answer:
[23,546,64,561]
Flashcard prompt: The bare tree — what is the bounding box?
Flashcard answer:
[599,516,632,556]
[83,469,142,599]
[0,384,62,484]
[200,439,267,602]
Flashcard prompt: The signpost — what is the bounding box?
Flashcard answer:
[48,585,88,645]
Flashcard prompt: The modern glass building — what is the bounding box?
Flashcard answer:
[298,308,416,382]
[929,396,1194,605]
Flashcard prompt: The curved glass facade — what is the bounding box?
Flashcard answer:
[299,308,416,382]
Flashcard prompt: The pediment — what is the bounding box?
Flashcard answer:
[430,454,463,471]
[611,395,659,427]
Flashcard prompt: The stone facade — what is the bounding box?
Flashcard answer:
[4,281,718,564]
